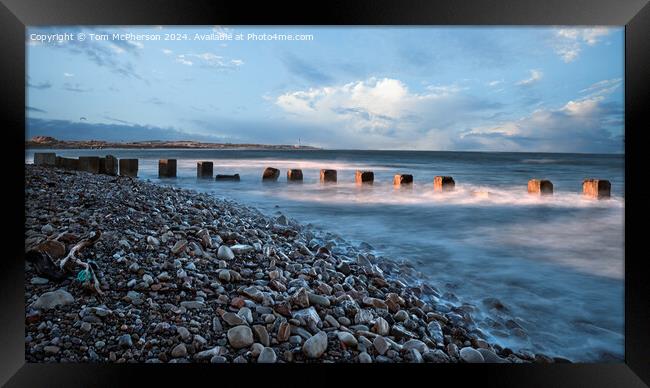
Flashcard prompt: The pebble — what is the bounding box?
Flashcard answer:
[171,343,187,358]
[460,347,485,363]
[217,245,235,260]
[372,317,390,336]
[258,347,277,363]
[358,352,372,363]
[302,331,328,358]
[227,326,254,349]
[31,289,74,310]
[118,334,133,348]
[337,331,358,347]
[31,277,49,285]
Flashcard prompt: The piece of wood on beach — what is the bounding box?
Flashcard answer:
[119,159,139,177]
[582,179,611,199]
[99,155,118,176]
[34,152,56,166]
[55,156,79,170]
[197,161,213,179]
[79,156,101,174]
[215,174,241,181]
[355,170,374,185]
[159,159,177,178]
[434,176,455,192]
[262,167,280,181]
[393,174,413,187]
[287,169,303,182]
[320,169,337,183]
[527,179,553,196]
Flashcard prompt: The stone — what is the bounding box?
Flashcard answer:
[258,347,277,363]
[171,343,187,358]
[373,336,389,355]
[372,317,390,336]
[277,322,291,342]
[262,167,280,181]
[194,346,223,361]
[231,244,254,255]
[320,169,337,183]
[31,277,49,285]
[215,174,241,181]
[78,156,100,173]
[32,289,74,310]
[218,269,231,282]
[158,159,177,178]
[402,339,428,353]
[227,325,254,348]
[308,292,330,307]
[355,170,374,184]
[34,152,56,166]
[460,347,485,363]
[407,348,424,363]
[242,287,263,302]
[222,312,247,326]
[302,331,328,358]
[393,174,413,187]
[337,331,358,347]
[427,321,444,344]
[197,161,213,178]
[118,334,133,348]
[146,236,160,246]
[177,326,191,342]
[394,310,409,322]
[180,301,205,310]
[253,325,270,347]
[477,348,508,363]
[583,179,611,199]
[292,307,322,327]
[287,169,303,182]
[37,240,66,259]
[357,352,372,363]
[119,159,138,177]
[217,245,235,260]
[43,345,60,355]
[528,179,553,196]
[291,288,310,309]
[434,176,455,192]
[423,349,451,363]
[354,309,374,325]
[171,240,187,254]
[211,356,227,363]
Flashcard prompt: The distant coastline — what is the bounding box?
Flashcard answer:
[25,136,320,150]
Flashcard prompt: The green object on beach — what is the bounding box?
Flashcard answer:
[76,269,90,282]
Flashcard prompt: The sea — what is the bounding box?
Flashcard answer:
[26,149,625,362]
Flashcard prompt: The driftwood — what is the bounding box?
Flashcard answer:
[58,231,103,296]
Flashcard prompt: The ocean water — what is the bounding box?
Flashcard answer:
[26,149,625,362]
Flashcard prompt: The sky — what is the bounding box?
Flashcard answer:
[26,26,624,153]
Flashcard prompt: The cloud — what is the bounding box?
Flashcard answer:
[274,77,502,149]
[551,27,611,63]
[144,97,165,106]
[487,80,503,87]
[63,82,92,92]
[175,53,244,70]
[458,95,623,153]
[26,106,47,113]
[63,72,74,77]
[282,53,332,84]
[516,69,543,86]
[162,49,173,55]
[27,80,52,90]
[579,78,622,99]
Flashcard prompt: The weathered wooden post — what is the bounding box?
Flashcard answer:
[355,170,374,184]
[197,161,213,179]
[287,169,303,182]
[262,167,280,181]
[56,156,79,170]
[159,159,177,178]
[393,174,413,187]
[583,179,611,199]
[99,155,118,175]
[79,156,100,173]
[33,152,56,166]
[320,169,337,183]
[215,174,241,181]
[527,179,553,196]
[119,159,138,177]
[434,176,455,192]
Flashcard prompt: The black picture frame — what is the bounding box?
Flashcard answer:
[2,0,649,386]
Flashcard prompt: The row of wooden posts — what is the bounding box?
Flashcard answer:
[33,153,612,199]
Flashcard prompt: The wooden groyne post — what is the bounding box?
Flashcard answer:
[434,176,455,192]
[216,174,241,181]
[393,174,413,187]
[34,152,56,166]
[583,179,611,199]
[355,170,374,184]
[197,161,213,179]
[527,179,553,196]
[55,156,79,170]
[320,169,337,183]
[262,167,280,181]
[99,155,118,176]
[119,159,138,177]
[79,156,100,173]
[287,169,303,182]
[159,159,177,178]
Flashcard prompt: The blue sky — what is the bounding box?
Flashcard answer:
[26,26,624,153]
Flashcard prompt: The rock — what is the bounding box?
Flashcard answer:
[171,240,187,254]
[394,310,409,322]
[354,309,374,325]
[402,339,428,353]
[302,331,328,358]
[253,325,270,347]
[427,321,444,344]
[477,348,508,363]
[222,312,247,326]
[212,317,223,333]
[218,269,231,282]
[291,288,310,309]
[31,277,49,285]
[292,307,322,327]
[118,334,133,348]
[447,343,459,358]
[250,343,264,357]
[230,244,254,255]
[41,224,54,235]
[43,345,60,355]
[147,236,160,246]
[242,287,263,302]
[258,347,277,363]
[407,348,424,363]
[227,325,254,349]
[460,347,485,363]
[308,292,330,307]
[180,301,205,310]
[423,349,451,363]
[194,346,223,361]
[237,307,253,324]
[359,352,372,363]
[373,336,389,355]
[372,317,390,336]
[210,356,227,363]
[32,289,74,310]
[171,343,187,358]
[217,245,235,260]
[277,322,291,342]
[337,331,358,347]
[177,326,191,342]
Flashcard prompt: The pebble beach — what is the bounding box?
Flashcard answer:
[24,164,565,364]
